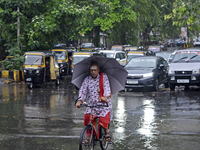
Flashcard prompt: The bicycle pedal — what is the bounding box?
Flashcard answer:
[108,140,114,145]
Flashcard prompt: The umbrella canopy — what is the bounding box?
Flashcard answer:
[71,56,128,94]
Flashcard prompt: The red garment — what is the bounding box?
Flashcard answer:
[84,112,110,129]
[99,72,104,101]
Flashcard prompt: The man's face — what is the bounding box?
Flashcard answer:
[90,64,100,79]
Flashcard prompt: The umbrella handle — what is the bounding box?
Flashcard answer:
[74,97,81,106]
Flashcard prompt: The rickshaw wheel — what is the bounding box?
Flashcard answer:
[55,77,60,85]
[28,82,33,89]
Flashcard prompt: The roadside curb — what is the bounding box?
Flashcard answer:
[0,70,24,82]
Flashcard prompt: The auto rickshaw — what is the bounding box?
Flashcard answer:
[23,51,60,89]
[51,47,73,76]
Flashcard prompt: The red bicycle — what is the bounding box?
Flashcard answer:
[75,99,113,150]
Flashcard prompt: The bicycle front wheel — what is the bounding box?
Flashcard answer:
[79,125,95,150]
[99,126,109,150]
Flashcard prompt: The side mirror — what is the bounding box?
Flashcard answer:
[116,58,120,61]
[159,64,164,68]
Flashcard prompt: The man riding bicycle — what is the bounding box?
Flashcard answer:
[76,62,112,141]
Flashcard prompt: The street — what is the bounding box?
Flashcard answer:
[0,72,200,150]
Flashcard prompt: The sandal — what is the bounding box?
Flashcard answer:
[82,139,90,145]
[105,129,111,141]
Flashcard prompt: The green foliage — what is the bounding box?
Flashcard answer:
[0,46,24,70]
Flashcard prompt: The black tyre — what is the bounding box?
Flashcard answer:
[28,82,33,89]
[169,84,175,91]
[99,126,109,150]
[185,85,190,91]
[153,78,159,91]
[164,82,169,88]
[55,77,60,85]
[79,125,94,150]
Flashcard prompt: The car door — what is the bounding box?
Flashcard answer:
[119,52,126,66]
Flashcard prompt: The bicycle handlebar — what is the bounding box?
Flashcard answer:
[81,101,109,108]
[74,97,109,108]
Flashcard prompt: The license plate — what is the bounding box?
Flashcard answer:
[177,79,189,83]
[26,78,32,81]
[127,80,138,84]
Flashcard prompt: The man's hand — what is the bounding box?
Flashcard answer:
[76,100,83,108]
[100,96,107,102]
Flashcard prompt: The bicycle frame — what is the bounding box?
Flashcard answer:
[80,101,108,141]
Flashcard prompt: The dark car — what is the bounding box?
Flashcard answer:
[174,38,185,47]
[168,49,200,91]
[148,45,162,52]
[124,56,169,91]
[164,39,176,47]
[155,51,172,63]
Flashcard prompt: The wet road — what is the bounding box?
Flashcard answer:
[0,74,200,150]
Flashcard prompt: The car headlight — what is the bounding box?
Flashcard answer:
[35,70,40,74]
[168,70,175,74]
[23,69,26,73]
[143,72,153,77]
[60,64,63,67]
[192,69,200,74]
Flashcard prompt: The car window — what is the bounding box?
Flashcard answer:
[116,53,120,59]
[119,53,125,59]
[105,53,114,58]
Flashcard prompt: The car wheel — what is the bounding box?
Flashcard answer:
[55,77,60,85]
[153,78,159,91]
[185,85,190,91]
[28,82,33,89]
[164,82,169,88]
[169,84,175,91]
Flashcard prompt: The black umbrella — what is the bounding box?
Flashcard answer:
[71,56,128,94]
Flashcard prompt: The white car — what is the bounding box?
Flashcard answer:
[99,50,126,66]
[193,38,200,47]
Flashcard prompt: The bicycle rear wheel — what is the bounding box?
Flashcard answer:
[99,126,109,150]
[79,125,95,150]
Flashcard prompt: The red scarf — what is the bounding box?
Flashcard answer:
[99,72,104,100]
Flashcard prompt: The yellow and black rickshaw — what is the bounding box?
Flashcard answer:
[51,47,73,76]
[23,51,60,89]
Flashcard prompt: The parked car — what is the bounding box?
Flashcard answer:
[23,51,60,89]
[164,39,176,47]
[155,51,172,63]
[124,56,169,91]
[126,51,145,63]
[99,50,126,66]
[168,49,200,90]
[148,45,162,52]
[124,46,139,54]
[110,45,124,51]
[80,43,95,48]
[193,38,200,47]
[71,51,105,74]
[174,38,185,47]
[51,47,73,76]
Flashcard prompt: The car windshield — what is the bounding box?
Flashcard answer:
[125,57,156,68]
[172,51,200,63]
[125,47,138,50]
[72,55,90,65]
[52,51,67,60]
[148,46,160,50]
[127,54,144,62]
[196,39,200,42]
[81,43,93,47]
[111,47,123,51]
[155,53,171,60]
[24,55,43,65]
[104,53,114,58]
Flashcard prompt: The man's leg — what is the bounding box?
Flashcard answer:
[99,112,111,141]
